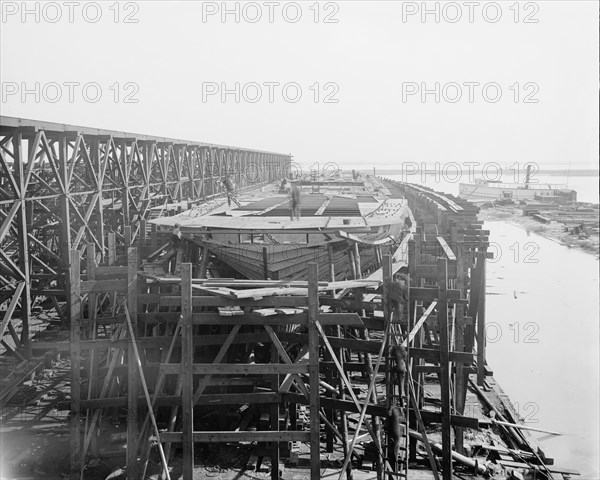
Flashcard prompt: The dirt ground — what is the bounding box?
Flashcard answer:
[478,205,599,257]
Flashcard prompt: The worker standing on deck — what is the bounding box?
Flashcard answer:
[290,183,301,221]
[222,175,235,207]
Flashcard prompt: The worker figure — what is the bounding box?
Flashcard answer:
[389,271,410,324]
[222,175,235,206]
[163,223,182,274]
[290,183,301,221]
[278,178,289,194]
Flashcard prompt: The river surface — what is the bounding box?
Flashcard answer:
[484,221,599,479]
[386,173,599,477]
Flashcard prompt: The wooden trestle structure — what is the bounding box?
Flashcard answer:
[0,115,291,357]
[55,178,495,480]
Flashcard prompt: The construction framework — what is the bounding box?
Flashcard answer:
[2,116,548,479]
[47,178,502,480]
[0,116,291,357]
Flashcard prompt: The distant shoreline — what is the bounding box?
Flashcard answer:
[366,169,600,177]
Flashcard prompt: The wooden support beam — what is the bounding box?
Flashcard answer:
[437,258,452,480]
[158,431,310,443]
[181,263,194,480]
[476,253,486,386]
[123,304,171,480]
[69,251,81,478]
[307,262,321,479]
[127,247,139,479]
[409,348,473,364]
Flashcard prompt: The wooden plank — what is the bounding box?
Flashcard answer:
[138,312,309,326]
[436,237,456,261]
[93,265,128,277]
[495,461,579,476]
[411,287,464,302]
[159,363,310,375]
[81,279,127,293]
[262,246,269,280]
[279,332,381,354]
[181,263,194,480]
[403,301,437,347]
[307,262,320,480]
[107,231,116,266]
[437,258,452,480]
[408,370,441,480]
[409,348,473,364]
[79,392,281,409]
[477,254,486,386]
[123,304,171,480]
[127,247,139,480]
[69,250,81,478]
[314,196,332,215]
[137,294,308,307]
[414,264,458,279]
[419,411,479,429]
[158,431,310,443]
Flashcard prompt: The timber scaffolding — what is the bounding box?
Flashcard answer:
[53,178,553,480]
[0,115,291,353]
[0,164,567,479]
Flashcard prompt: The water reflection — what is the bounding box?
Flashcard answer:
[484,221,599,479]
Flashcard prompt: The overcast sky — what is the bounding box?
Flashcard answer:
[1,0,598,172]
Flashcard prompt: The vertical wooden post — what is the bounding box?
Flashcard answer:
[454,253,466,454]
[270,325,280,480]
[466,256,483,359]
[337,325,353,480]
[348,247,356,280]
[307,263,320,479]
[382,254,393,476]
[57,134,71,306]
[107,231,116,266]
[437,258,452,480]
[181,263,194,480]
[477,254,486,386]
[263,246,269,280]
[327,244,335,282]
[198,246,210,279]
[127,247,139,479]
[69,250,81,478]
[86,244,98,398]
[150,223,158,252]
[353,242,362,279]
[140,219,147,245]
[124,225,132,249]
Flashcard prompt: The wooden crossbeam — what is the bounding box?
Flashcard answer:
[158,431,310,443]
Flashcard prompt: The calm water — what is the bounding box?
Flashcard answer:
[386,174,600,477]
[484,222,599,479]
